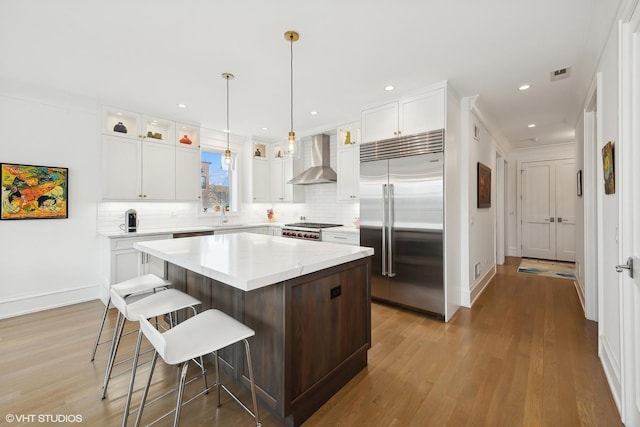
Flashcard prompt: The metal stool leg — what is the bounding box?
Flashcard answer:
[122,329,144,427]
[244,339,261,427]
[214,350,221,407]
[173,361,190,427]
[101,312,126,399]
[134,350,158,427]
[90,297,111,361]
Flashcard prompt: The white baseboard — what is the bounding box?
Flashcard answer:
[573,279,586,316]
[0,283,102,319]
[507,246,518,257]
[461,266,496,307]
[599,336,623,415]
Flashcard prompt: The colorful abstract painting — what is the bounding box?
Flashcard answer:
[1,163,68,220]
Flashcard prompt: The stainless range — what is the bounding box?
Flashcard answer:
[281,222,342,241]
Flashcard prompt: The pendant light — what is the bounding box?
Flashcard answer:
[222,72,234,165]
[284,31,299,157]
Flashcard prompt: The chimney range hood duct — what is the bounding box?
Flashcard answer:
[287,134,337,185]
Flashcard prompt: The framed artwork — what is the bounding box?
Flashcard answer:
[477,162,491,208]
[577,170,583,197]
[1,163,68,220]
[602,141,615,194]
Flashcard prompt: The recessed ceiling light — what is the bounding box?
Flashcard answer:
[261,127,268,131]
[224,129,230,133]
[177,103,187,108]
[528,123,536,128]
[385,85,395,91]
[518,84,531,91]
[310,111,318,115]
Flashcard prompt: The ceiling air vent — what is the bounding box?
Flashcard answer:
[550,67,571,82]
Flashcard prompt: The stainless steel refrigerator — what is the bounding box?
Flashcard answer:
[359,130,445,318]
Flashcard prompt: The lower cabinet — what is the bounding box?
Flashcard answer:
[99,234,172,299]
[321,230,359,245]
[166,257,371,427]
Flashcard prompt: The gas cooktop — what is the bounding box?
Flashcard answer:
[284,222,342,229]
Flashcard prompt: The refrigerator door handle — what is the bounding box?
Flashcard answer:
[388,184,395,277]
[382,184,388,276]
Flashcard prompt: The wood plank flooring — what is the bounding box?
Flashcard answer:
[0,257,621,426]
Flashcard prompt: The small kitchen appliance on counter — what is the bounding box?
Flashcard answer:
[281,222,342,241]
[120,208,138,233]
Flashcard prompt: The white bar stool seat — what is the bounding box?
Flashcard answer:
[134,309,261,427]
[101,288,201,399]
[90,274,170,362]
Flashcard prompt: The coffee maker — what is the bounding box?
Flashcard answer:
[124,209,138,233]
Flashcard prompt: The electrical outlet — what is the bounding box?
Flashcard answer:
[475,262,481,278]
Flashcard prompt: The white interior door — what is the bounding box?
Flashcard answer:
[555,159,577,261]
[521,159,576,261]
[522,161,555,259]
[618,11,640,425]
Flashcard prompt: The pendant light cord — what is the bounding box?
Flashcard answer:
[290,34,294,134]
[226,76,230,150]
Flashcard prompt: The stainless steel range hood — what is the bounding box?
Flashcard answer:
[288,134,337,185]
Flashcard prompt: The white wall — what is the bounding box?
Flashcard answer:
[0,81,101,318]
[459,96,510,307]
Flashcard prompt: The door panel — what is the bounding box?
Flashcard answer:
[359,159,389,300]
[556,160,577,261]
[522,162,555,259]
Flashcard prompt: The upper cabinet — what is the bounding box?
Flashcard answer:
[251,141,304,203]
[336,122,360,201]
[361,87,445,143]
[101,106,200,201]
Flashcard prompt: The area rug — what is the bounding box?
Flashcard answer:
[517,258,576,280]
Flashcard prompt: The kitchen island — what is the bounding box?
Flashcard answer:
[134,233,373,427]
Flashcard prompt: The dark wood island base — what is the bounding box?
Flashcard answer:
[166,257,372,427]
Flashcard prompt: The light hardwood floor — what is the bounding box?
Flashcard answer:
[0,257,621,426]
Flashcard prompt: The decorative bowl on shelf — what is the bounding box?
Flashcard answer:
[113,122,127,133]
[179,135,192,145]
[153,132,162,139]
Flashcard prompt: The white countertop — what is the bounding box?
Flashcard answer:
[134,233,373,292]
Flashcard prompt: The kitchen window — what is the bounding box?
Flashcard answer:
[200,149,238,213]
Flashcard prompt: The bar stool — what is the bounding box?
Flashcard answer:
[90,274,170,362]
[100,287,202,399]
[133,309,261,427]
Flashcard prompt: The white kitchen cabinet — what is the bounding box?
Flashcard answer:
[361,102,398,143]
[101,106,200,201]
[270,143,304,203]
[102,137,175,200]
[270,158,286,201]
[100,234,173,293]
[336,123,360,201]
[101,135,141,200]
[361,87,445,143]
[321,230,359,245]
[252,157,270,202]
[142,141,175,200]
[175,146,201,200]
[269,226,282,237]
[251,142,303,203]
